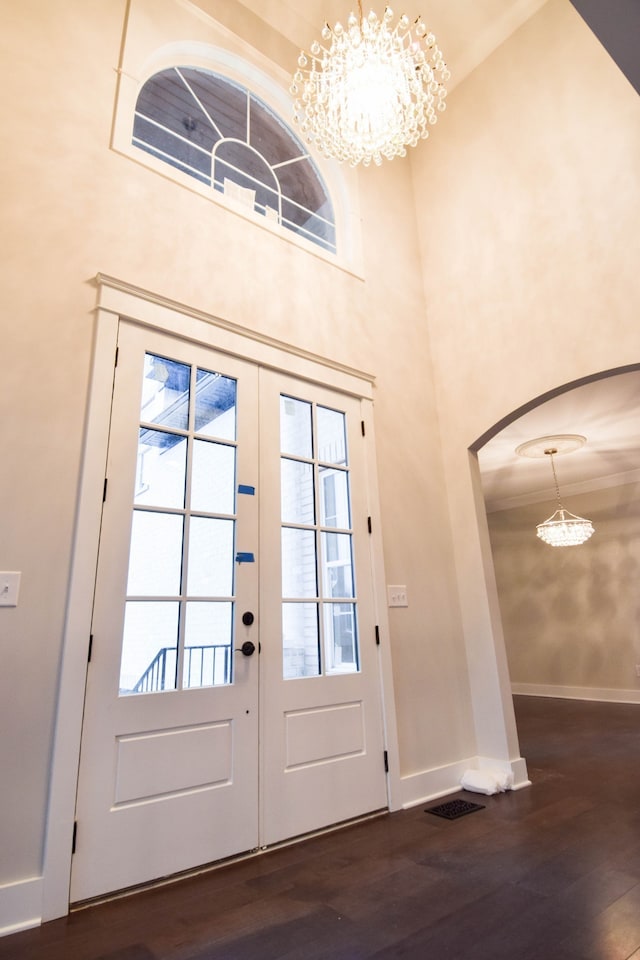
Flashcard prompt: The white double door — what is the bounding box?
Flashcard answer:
[71,322,388,903]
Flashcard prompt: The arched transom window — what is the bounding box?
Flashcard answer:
[133,67,336,254]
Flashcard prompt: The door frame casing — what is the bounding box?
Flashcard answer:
[42,274,401,922]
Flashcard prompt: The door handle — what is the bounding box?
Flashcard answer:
[235,640,256,657]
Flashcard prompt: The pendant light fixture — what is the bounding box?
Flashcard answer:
[516,435,595,548]
[291,2,449,167]
[536,448,595,547]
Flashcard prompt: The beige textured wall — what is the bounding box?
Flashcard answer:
[416,0,640,435]
[488,483,640,692]
[0,0,473,890]
[411,0,640,747]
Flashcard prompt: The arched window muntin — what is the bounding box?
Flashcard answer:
[133,66,336,254]
[212,138,282,226]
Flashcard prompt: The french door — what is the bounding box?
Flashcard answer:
[71,321,387,903]
[259,370,388,846]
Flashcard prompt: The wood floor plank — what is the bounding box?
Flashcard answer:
[559,881,640,960]
[1,696,640,960]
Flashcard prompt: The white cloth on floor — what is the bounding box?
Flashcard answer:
[460,768,513,795]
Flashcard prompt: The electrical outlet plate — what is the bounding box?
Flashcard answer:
[387,585,408,607]
[0,572,21,607]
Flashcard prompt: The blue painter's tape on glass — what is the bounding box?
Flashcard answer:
[235,552,255,564]
[238,484,256,496]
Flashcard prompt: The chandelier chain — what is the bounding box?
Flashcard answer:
[546,450,563,506]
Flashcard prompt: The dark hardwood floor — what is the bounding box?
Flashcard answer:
[3,695,640,959]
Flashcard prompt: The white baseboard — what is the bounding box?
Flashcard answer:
[477,755,531,790]
[400,755,530,809]
[512,683,640,704]
[0,876,42,938]
[400,757,473,809]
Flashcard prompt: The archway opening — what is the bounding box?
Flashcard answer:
[475,364,640,704]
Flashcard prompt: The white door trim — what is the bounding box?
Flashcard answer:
[42,275,400,922]
[95,274,376,397]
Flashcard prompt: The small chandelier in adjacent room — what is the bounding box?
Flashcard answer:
[516,435,595,548]
[291,2,449,167]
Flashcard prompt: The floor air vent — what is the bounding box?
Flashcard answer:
[425,799,485,820]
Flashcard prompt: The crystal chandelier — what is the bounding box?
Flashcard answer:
[536,447,595,548]
[291,2,450,167]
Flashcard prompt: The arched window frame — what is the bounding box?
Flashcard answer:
[131,66,336,253]
[111,20,363,273]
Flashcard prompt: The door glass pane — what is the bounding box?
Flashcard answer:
[135,430,186,508]
[183,602,233,688]
[283,602,320,678]
[280,396,312,458]
[191,440,236,514]
[282,528,317,598]
[280,393,360,678]
[317,406,347,465]
[141,354,190,430]
[121,353,246,697]
[119,601,179,694]
[187,517,235,596]
[195,369,237,440]
[321,532,354,598]
[127,511,184,595]
[281,459,315,525]
[323,603,358,674]
[319,467,350,528]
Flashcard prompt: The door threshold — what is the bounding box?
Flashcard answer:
[70,808,389,913]
[260,807,388,856]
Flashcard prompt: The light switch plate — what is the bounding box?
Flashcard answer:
[0,572,21,607]
[387,585,408,607]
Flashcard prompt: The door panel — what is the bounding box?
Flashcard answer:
[71,324,260,902]
[259,371,387,847]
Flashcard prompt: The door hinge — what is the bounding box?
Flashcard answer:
[102,478,108,502]
[375,625,380,646]
[383,750,389,773]
[361,420,366,437]
[88,634,94,663]
[72,821,78,855]
[114,346,119,367]
[367,516,372,534]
